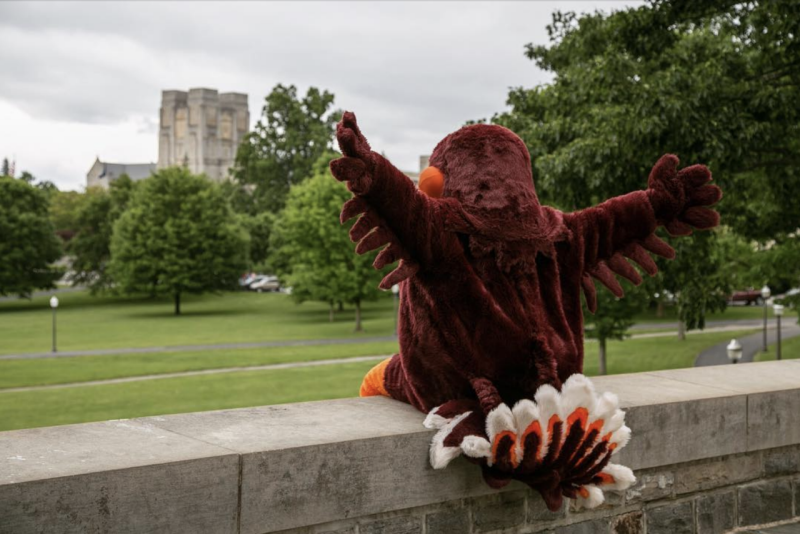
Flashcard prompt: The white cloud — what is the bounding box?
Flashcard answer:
[0,1,642,190]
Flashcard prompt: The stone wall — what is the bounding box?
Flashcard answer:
[2,360,800,534]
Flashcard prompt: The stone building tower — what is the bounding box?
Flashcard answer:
[157,88,249,181]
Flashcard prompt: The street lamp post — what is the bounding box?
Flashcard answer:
[391,284,400,336]
[727,338,743,364]
[774,304,784,360]
[49,296,59,353]
[761,285,771,352]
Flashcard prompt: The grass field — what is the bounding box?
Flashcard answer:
[756,334,800,362]
[0,341,399,389]
[0,290,397,354]
[0,328,755,432]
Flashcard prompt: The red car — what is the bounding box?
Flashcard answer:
[729,289,765,305]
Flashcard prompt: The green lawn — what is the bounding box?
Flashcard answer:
[0,290,397,355]
[0,341,399,389]
[755,334,800,362]
[0,360,378,431]
[0,329,754,432]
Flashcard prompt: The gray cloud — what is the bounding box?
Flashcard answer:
[0,1,641,189]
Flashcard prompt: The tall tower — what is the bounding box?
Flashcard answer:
[158,88,249,181]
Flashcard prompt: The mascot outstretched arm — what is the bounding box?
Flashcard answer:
[330,112,721,511]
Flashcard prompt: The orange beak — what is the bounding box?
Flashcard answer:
[419,166,444,198]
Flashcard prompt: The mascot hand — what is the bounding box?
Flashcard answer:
[646,154,722,236]
[330,111,377,196]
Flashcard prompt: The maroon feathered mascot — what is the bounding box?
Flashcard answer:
[330,112,721,511]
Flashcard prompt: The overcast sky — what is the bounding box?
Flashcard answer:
[0,1,640,191]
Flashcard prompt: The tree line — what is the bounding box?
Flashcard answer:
[2,0,797,353]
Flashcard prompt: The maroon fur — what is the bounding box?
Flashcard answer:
[331,111,721,414]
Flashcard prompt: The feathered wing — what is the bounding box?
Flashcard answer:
[424,375,635,511]
[331,112,459,288]
[565,155,722,312]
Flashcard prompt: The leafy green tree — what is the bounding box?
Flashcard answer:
[493,0,799,330]
[49,189,87,240]
[270,153,386,331]
[109,168,249,315]
[233,84,339,213]
[69,176,136,292]
[584,281,649,375]
[0,176,63,296]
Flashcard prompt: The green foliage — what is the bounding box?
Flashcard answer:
[1,158,8,176]
[494,0,799,330]
[0,176,63,297]
[239,211,276,267]
[69,176,136,292]
[584,280,649,374]
[270,153,387,330]
[49,189,86,236]
[109,167,249,315]
[233,84,339,213]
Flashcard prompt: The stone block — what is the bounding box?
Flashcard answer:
[646,501,694,534]
[557,519,609,534]
[796,476,800,518]
[655,360,800,395]
[0,419,239,534]
[359,516,422,534]
[616,394,747,471]
[625,470,673,503]
[425,508,469,534]
[471,492,526,533]
[0,456,239,534]
[145,398,519,533]
[528,493,567,523]
[738,479,793,526]
[610,512,643,534]
[764,446,800,476]
[748,389,800,451]
[673,452,762,494]
[696,491,735,534]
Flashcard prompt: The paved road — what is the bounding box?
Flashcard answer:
[632,318,770,331]
[694,323,800,366]
[0,355,390,394]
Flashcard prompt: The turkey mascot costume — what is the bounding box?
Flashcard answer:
[329,112,721,511]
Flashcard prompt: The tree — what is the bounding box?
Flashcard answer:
[270,153,387,331]
[1,158,8,176]
[49,189,87,241]
[584,281,649,375]
[233,84,339,213]
[493,0,799,330]
[69,176,135,292]
[109,168,249,315]
[0,176,63,296]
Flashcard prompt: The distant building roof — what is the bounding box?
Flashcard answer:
[97,161,156,181]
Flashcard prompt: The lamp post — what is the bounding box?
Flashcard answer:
[391,284,400,336]
[774,304,784,360]
[727,338,743,364]
[49,296,59,353]
[761,285,771,352]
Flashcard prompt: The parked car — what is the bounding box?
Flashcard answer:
[729,288,765,306]
[250,276,280,293]
[239,273,259,288]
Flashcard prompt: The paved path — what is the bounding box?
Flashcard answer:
[632,318,769,331]
[0,355,390,393]
[1,320,768,361]
[0,336,399,361]
[695,323,800,366]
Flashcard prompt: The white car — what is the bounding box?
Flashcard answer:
[250,276,280,293]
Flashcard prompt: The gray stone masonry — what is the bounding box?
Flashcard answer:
[2,360,800,533]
